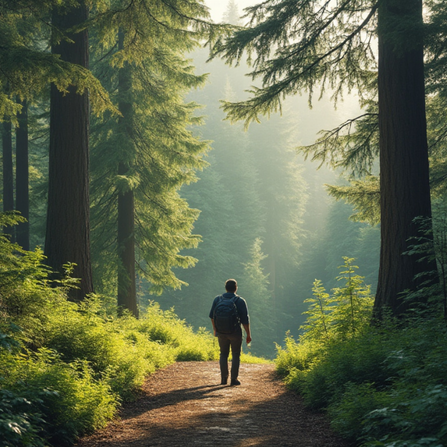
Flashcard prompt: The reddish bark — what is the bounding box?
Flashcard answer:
[45,1,93,301]
[375,0,437,317]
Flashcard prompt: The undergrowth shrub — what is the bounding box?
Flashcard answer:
[276,256,447,446]
[0,387,46,447]
[0,215,225,446]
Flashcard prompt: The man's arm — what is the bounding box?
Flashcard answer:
[242,323,252,344]
[210,318,217,337]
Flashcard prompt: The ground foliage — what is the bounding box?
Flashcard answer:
[276,258,447,446]
[0,216,270,447]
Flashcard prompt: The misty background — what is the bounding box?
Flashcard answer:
[151,0,380,358]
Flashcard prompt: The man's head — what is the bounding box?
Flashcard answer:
[225,279,237,293]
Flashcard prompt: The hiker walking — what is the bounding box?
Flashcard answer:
[210,279,251,386]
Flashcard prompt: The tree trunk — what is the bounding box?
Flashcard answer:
[117,162,137,316]
[117,30,138,317]
[45,1,93,301]
[16,99,29,250]
[374,0,437,318]
[2,118,14,239]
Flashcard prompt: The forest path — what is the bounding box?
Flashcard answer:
[76,362,349,447]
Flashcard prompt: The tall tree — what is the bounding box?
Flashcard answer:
[15,99,29,250]
[247,112,308,306]
[45,0,93,301]
[374,0,435,317]
[2,116,14,239]
[90,0,214,312]
[116,30,137,316]
[213,0,436,318]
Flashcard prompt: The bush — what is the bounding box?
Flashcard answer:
[0,388,46,447]
[1,294,221,446]
[0,216,264,446]
[275,258,447,446]
[1,349,118,446]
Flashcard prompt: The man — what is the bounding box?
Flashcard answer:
[209,279,251,386]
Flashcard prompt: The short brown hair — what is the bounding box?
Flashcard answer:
[225,279,237,292]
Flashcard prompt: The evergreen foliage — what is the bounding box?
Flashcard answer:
[0,215,267,446]
[0,0,114,119]
[156,45,313,357]
[326,176,380,226]
[212,0,378,125]
[89,0,218,311]
[276,255,447,446]
[241,238,276,356]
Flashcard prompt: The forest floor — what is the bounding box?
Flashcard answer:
[76,362,350,447]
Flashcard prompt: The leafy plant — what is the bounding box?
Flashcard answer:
[275,257,447,445]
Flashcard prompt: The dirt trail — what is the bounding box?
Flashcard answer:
[76,362,350,447]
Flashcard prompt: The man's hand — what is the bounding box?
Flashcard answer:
[242,323,251,345]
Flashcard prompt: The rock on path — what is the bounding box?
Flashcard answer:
[76,362,350,447]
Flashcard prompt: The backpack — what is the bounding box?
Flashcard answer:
[213,295,240,334]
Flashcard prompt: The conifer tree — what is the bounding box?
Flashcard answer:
[0,0,113,299]
[0,1,111,115]
[16,99,29,250]
[157,45,265,327]
[247,112,308,307]
[241,238,276,356]
[90,0,214,313]
[45,0,93,301]
[116,30,137,316]
[223,0,241,25]
[2,117,14,239]
[213,0,436,318]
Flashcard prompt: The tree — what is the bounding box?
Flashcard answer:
[241,238,276,356]
[0,0,113,298]
[247,112,308,307]
[16,99,29,250]
[45,0,93,301]
[2,116,14,238]
[213,0,436,318]
[223,0,242,25]
[90,0,214,313]
[0,1,112,115]
[116,30,137,316]
[374,0,435,317]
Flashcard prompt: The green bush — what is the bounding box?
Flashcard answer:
[0,388,46,447]
[275,257,447,446]
[1,349,118,446]
[299,330,391,408]
[1,294,220,446]
[328,383,388,443]
[0,215,264,446]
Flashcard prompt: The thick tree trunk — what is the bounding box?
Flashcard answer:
[45,1,93,301]
[374,0,437,318]
[2,119,14,239]
[16,99,29,250]
[117,30,138,317]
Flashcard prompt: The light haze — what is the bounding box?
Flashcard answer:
[205,0,256,22]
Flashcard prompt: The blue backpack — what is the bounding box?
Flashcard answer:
[213,295,240,334]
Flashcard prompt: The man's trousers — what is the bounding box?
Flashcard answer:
[218,332,242,381]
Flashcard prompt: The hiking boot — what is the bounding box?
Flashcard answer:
[230,379,241,386]
[221,377,228,385]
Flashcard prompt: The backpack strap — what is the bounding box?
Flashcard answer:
[230,295,240,315]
